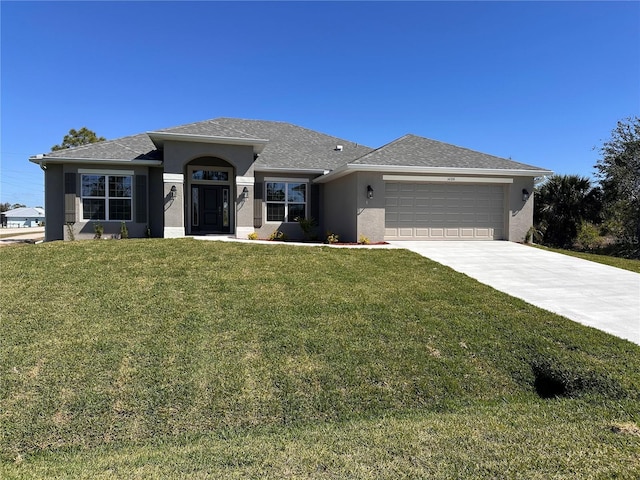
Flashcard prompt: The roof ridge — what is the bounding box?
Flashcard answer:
[350,134,412,163]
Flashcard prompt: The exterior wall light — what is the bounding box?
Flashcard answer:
[170,185,177,199]
[367,185,374,199]
[242,186,249,199]
[522,188,530,202]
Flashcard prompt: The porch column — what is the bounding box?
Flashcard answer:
[163,173,185,238]
[235,176,254,239]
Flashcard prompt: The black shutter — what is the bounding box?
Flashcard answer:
[310,183,320,222]
[254,182,263,228]
[135,175,148,223]
[64,173,76,223]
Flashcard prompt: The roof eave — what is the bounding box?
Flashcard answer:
[255,166,329,175]
[29,156,163,167]
[314,164,554,183]
[147,131,269,154]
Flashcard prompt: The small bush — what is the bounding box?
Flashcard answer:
[574,222,605,251]
[358,234,370,245]
[66,222,75,241]
[326,231,339,244]
[120,221,129,239]
[247,232,258,240]
[93,222,104,239]
[295,216,317,240]
[269,230,287,241]
[525,226,543,244]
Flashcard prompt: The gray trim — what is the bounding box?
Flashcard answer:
[253,182,263,228]
[148,131,268,154]
[135,175,148,223]
[64,172,76,224]
[310,184,320,222]
[314,164,554,184]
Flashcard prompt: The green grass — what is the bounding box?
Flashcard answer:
[532,244,640,273]
[1,239,639,478]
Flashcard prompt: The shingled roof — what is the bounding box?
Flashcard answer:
[39,133,160,161]
[351,134,544,171]
[32,118,549,175]
[36,118,373,170]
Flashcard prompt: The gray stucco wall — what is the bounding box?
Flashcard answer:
[508,177,535,242]
[61,165,152,240]
[323,174,357,242]
[44,164,64,241]
[162,141,256,238]
[253,172,318,241]
[355,172,385,243]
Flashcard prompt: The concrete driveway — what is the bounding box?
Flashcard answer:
[391,241,640,345]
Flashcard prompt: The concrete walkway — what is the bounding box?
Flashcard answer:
[391,241,640,345]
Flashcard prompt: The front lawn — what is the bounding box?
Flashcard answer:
[1,239,639,478]
[532,244,640,273]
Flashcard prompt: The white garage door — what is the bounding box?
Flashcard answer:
[385,182,505,240]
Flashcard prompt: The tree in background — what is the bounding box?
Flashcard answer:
[534,175,602,248]
[595,117,640,249]
[51,127,105,151]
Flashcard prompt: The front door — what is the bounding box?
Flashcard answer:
[192,185,230,233]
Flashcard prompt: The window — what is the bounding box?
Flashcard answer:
[266,181,307,222]
[192,170,229,181]
[81,174,132,221]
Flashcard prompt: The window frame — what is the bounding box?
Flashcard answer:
[264,178,308,223]
[80,171,133,222]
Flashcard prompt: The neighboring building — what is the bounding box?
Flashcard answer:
[3,207,45,228]
[29,118,552,243]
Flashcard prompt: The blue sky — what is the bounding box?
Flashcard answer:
[1,1,638,207]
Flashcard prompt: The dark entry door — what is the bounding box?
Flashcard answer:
[194,185,230,233]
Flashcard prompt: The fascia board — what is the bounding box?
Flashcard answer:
[147,131,268,154]
[314,164,554,183]
[29,156,163,167]
[256,167,328,175]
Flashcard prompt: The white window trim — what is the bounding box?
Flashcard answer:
[264,178,308,223]
[81,173,133,222]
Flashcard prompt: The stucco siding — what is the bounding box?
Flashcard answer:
[323,174,357,242]
[508,177,535,242]
[61,165,152,240]
[253,172,319,240]
[356,172,385,243]
[44,164,64,241]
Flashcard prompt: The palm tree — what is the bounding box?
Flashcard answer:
[534,175,602,248]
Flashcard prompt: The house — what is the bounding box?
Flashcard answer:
[2,207,45,228]
[29,118,552,243]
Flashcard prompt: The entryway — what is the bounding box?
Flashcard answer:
[191,185,231,234]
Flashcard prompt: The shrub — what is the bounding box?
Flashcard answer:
[295,216,317,240]
[120,221,129,239]
[524,226,543,244]
[247,232,258,240]
[574,222,605,251]
[326,231,339,244]
[66,222,75,241]
[358,234,370,245]
[269,230,286,241]
[93,222,104,239]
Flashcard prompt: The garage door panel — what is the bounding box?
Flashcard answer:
[385,182,505,240]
